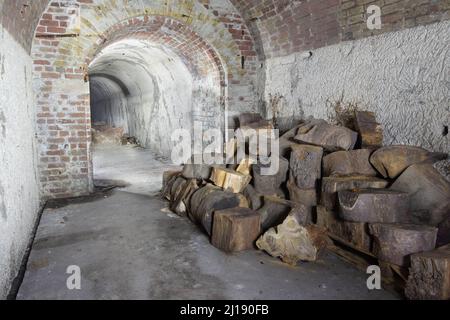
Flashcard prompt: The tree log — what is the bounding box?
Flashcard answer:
[338,189,410,223]
[294,121,358,151]
[323,149,377,177]
[189,185,240,235]
[162,171,181,200]
[289,144,323,189]
[212,208,261,252]
[321,176,388,210]
[252,156,289,196]
[369,223,438,267]
[170,179,199,217]
[405,244,450,300]
[316,206,372,252]
[390,164,450,226]
[257,211,330,265]
[243,184,263,211]
[370,145,448,179]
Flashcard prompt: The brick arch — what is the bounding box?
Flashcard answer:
[31,0,260,199]
[86,15,227,94]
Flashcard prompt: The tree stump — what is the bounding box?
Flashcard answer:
[338,189,410,223]
[354,111,383,149]
[316,206,372,252]
[370,146,448,179]
[257,211,330,265]
[405,244,450,300]
[390,164,450,226]
[294,121,358,151]
[323,149,377,177]
[369,223,438,267]
[321,176,388,210]
[289,144,323,189]
[212,208,261,252]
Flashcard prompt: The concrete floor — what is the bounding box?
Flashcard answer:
[17,145,398,300]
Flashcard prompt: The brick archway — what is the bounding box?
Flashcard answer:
[32,1,258,199]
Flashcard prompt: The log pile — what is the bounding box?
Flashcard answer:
[161,112,450,299]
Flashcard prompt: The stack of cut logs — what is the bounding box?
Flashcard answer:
[162,112,450,300]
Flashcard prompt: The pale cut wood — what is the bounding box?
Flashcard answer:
[210,167,252,194]
[257,211,330,265]
[212,207,261,252]
[236,158,256,176]
[355,111,383,149]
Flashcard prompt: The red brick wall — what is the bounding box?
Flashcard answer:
[32,0,259,199]
[231,0,450,59]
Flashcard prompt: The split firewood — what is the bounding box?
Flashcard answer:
[289,144,323,189]
[278,122,305,157]
[323,149,377,177]
[252,156,289,196]
[237,193,250,208]
[257,211,330,265]
[354,111,383,149]
[316,206,372,252]
[210,167,252,194]
[370,145,448,179]
[294,121,358,151]
[189,185,240,235]
[369,223,438,267]
[321,176,388,210]
[212,207,261,252]
[390,164,450,226]
[236,158,256,176]
[258,196,295,231]
[243,184,263,211]
[338,189,410,223]
[405,244,450,300]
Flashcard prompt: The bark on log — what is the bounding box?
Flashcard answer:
[257,211,330,265]
[289,144,323,189]
[189,185,240,235]
[212,207,261,252]
[405,244,450,300]
[316,206,372,252]
[243,184,263,211]
[252,156,289,196]
[294,121,358,151]
[170,179,199,217]
[287,178,317,224]
[338,189,410,223]
[320,176,388,210]
[369,223,438,267]
[258,196,295,231]
[162,171,181,200]
[370,145,448,179]
[354,111,383,149]
[323,149,377,177]
[390,164,450,226]
[210,167,252,193]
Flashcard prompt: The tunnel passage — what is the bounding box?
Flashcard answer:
[89,39,194,157]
